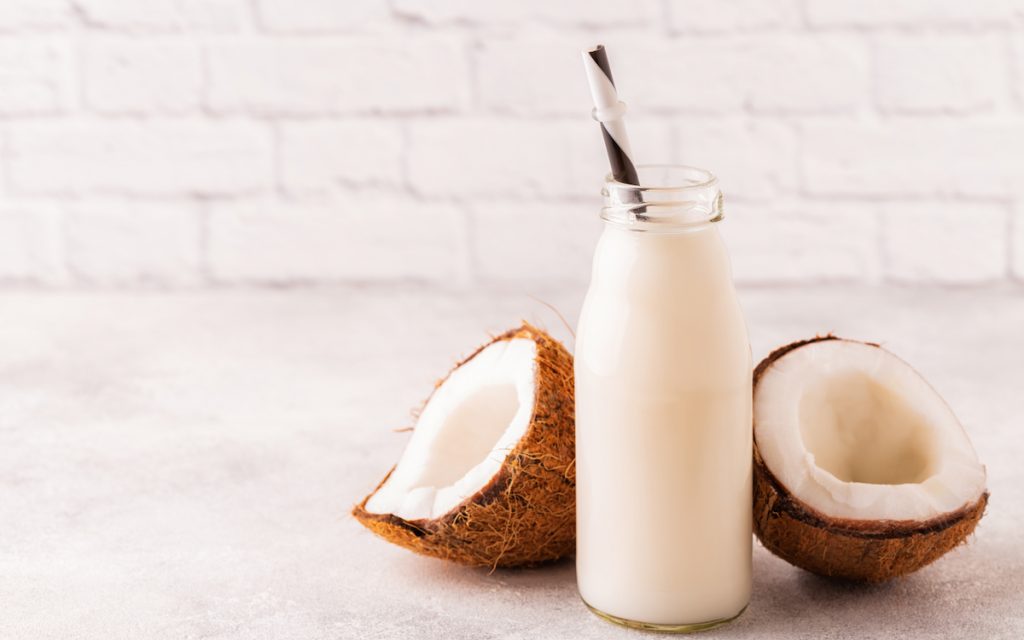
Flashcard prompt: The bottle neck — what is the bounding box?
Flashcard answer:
[602,164,723,232]
[590,220,734,293]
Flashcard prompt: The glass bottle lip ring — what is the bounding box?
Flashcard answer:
[601,164,723,229]
[603,164,717,193]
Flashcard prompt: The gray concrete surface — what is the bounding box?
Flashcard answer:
[1,287,1021,639]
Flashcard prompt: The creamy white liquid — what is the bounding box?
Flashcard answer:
[575,222,752,626]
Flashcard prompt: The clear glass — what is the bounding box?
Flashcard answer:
[575,165,752,633]
[601,164,724,229]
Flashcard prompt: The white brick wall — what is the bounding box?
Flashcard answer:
[0,40,71,114]
[83,40,203,114]
[0,0,1021,289]
[207,38,469,114]
[8,120,272,195]
[880,202,1008,284]
[207,196,468,284]
[873,35,1007,115]
[279,121,403,193]
[0,204,63,283]
[65,201,203,285]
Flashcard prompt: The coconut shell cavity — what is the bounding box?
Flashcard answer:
[752,336,988,582]
[353,324,576,569]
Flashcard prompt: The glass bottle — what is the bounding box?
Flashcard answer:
[575,165,752,632]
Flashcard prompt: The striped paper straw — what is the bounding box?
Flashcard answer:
[581,45,640,186]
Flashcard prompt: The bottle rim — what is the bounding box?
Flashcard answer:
[601,164,723,230]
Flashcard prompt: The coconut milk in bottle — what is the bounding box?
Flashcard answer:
[575,165,752,631]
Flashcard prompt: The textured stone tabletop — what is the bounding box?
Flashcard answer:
[2,288,1022,639]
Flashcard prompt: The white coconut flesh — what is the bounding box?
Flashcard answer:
[755,339,986,522]
[364,338,538,521]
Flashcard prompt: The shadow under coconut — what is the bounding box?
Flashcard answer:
[485,555,579,586]
[717,544,1011,639]
[386,550,579,595]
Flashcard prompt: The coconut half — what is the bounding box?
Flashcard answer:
[753,336,988,582]
[352,324,575,568]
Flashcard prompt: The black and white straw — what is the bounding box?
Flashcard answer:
[581,45,639,186]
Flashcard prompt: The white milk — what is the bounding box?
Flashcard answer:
[575,167,752,629]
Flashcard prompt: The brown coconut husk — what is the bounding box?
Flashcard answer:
[752,336,988,582]
[352,323,575,569]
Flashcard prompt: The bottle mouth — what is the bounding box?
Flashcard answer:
[602,164,723,229]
